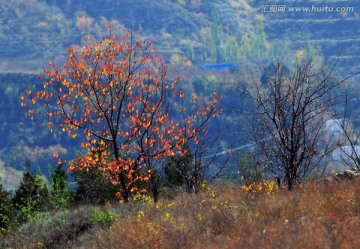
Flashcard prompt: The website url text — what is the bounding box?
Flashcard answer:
[261,5,355,13]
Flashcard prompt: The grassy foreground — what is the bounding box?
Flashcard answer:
[2,178,360,249]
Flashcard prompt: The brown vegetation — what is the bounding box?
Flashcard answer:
[3,178,360,249]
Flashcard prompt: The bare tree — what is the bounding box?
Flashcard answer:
[336,91,360,171]
[242,59,350,190]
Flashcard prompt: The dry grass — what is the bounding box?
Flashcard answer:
[75,179,360,249]
[2,179,360,249]
[1,206,94,249]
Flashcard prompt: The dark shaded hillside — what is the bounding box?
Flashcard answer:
[0,74,76,172]
[68,0,210,35]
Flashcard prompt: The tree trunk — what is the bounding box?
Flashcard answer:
[153,187,159,203]
[151,174,159,203]
[287,166,297,190]
[287,177,294,190]
[122,190,129,203]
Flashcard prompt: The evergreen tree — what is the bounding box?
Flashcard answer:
[49,164,73,209]
[72,168,119,205]
[0,183,12,235]
[210,6,223,63]
[11,160,51,224]
[164,143,195,192]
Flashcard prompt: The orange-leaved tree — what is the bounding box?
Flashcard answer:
[21,29,221,202]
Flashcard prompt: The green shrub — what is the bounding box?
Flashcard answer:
[88,207,117,225]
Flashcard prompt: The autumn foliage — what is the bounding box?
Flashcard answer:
[21,28,221,202]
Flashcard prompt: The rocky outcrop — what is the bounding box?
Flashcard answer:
[325,169,360,182]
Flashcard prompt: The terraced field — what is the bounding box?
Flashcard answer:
[260,0,360,73]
